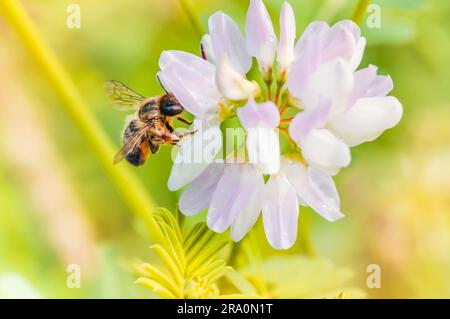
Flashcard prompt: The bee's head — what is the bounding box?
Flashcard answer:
[160,94,184,116]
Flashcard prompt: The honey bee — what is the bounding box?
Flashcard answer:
[104,80,192,166]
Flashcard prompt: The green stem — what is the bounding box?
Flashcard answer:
[227,241,241,267]
[178,0,204,38]
[0,0,164,243]
[352,0,371,26]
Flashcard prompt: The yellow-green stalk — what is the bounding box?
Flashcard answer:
[0,0,164,243]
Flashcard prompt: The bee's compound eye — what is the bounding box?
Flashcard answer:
[161,98,183,116]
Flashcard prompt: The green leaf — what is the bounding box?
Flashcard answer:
[136,208,231,298]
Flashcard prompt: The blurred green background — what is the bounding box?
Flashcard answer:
[0,0,449,298]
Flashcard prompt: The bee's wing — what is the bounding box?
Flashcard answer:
[149,138,160,154]
[104,80,145,111]
[113,125,149,164]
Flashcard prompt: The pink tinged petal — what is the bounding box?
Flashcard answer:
[288,23,329,97]
[286,54,315,100]
[289,99,331,142]
[209,12,252,74]
[215,56,259,101]
[333,20,361,39]
[159,51,218,98]
[282,160,344,222]
[294,21,329,58]
[168,121,222,191]
[178,163,224,216]
[245,0,278,73]
[162,62,220,102]
[230,169,264,241]
[329,96,403,146]
[246,127,280,174]
[207,164,262,233]
[158,70,206,119]
[159,50,215,78]
[238,98,280,174]
[200,34,216,64]
[262,175,299,250]
[237,97,280,129]
[301,58,354,111]
[321,26,356,64]
[332,20,366,70]
[301,128,351,175]
[349,36,366,71]
[157,53,221,118]
[277,2,296,72]
[349,65,393,105]
[289,20,364,94]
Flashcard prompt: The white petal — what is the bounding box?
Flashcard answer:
[333,20,361,40]
[349,65,393,105]
[321,24,356,64]
[158,52,221,118]
[286,53,316,99]
[178,163,224,216]
[262,175,299,249]
[329,96,403,146]
[288,22,329,96]
[282,160,344,222]
[246,127,280,174]
[168,120,222,191]
[230,169,264,241]
[209,12,251,74]
[237,96,280,129]
[349,36,366,71]
[289,20,365,97]
[159,50,215,77]
[161,64,220,105]
[245,0,277,74]
[301,128,351,175]
[305,58,354,109]
[277,2,296,73]
[289,98,331,142]
[332,20,366,70]
[215,56,260,101]
[301,58,354,112]
[200,34,216,64]
[294,21,329,58]
[207,164,262,233]
[158,70,205,118]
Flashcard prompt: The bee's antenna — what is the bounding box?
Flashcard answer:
[156,74,169,94]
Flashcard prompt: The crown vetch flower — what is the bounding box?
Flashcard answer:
[277,2,296,79]
[157,0,402,249]
[237,97,280,174]
[245,0,278,77]
[179,162,264,242]
[288,61,402,175]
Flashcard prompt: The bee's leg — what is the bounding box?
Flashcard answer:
[181,130,197,137]
[165,121,175,133]
[176,117,192,125]
[160,131,181,142]
[172,129,197,139]
[149,139,160,154]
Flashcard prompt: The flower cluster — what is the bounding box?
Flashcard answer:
[157,0,402,249]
